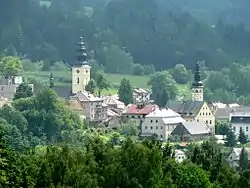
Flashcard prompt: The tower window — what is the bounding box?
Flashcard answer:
[86,70,88,73]
[76,69,80,73]
[77,77,80,84]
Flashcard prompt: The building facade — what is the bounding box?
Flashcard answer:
[72,36,91,94]
[141,108,185,141]
[230,110,250,141]
[133,88,151,104]
[69,91,108,123]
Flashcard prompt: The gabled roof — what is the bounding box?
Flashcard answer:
[146,108,180,118]
[171,121,210,135]
[230,148,250,160]
[167,100,205,117]
[103,96,125,106]
[133,88,150,94]
[215,107,232,119]
[71,91,103,102]
[123,104,157,115]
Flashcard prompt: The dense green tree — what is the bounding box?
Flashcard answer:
[148,71,177,107]
[238,170,250,188]
[118,78,133,105]
[238,127,247,145]
[172,64,189,84]
[0,56,23,78]
[85,79,97,94]
[95,71,110,97]
[132,64,144,75]
[225,128,237,147]
[215,121,230,135]
[239,147,249,172]
[13,83,33,100]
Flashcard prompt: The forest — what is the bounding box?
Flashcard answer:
[1,0,250,71]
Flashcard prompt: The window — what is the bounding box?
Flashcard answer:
[131,116,134,118]
[151,126,153,130]
[210,120,212,124]
[77,77,80,84]
[138,115,140,118]
[233,126,236,131]
[160,135,163,138]
[156,126,158,130]
[247,127,249,132]
[150,120,153,123]
[206,113,207,116]
[197,119,199,122]
[76,69,80,73]
[145,126,147,129]
[161,126,163,129]
[209,113,211,115]
[203,113,205,115]
[206,120,208,124]
[156,120,158,123]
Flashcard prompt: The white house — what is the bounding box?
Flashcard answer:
[141,108,185,141]
[175,150,186,163]
[230,110,250,141]
[228,147,250,168]
[133,88,151,104]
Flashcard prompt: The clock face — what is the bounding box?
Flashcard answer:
[76,69,80,73]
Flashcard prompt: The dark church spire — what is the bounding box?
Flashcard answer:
[192,62,203,87]
[49,72,54,89]
[76,36,88,65]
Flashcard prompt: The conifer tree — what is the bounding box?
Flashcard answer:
[238,127,247,145]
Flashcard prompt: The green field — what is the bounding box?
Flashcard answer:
[24,71,191,97]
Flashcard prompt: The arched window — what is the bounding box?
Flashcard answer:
[77,77,80,84]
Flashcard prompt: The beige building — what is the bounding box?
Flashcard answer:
[167,62,215,134]
[72,36,91,94]
[69,91,108,123]
[141,108,185,141]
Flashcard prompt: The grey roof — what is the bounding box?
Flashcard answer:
[167,100,204,117]
[172,121,210,135]
[215,107,232,119]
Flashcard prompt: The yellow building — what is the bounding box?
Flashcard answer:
[167,62,215,134]
[71,36,91,94]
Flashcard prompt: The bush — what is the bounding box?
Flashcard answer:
[132,64,144,75]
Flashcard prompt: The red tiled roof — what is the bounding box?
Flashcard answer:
[124,104,157,115]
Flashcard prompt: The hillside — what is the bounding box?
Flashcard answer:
[1,0,250,73]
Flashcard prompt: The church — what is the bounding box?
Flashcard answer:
[167,62,216,134]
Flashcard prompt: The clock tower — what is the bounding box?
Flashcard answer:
[71,36,91,94]
[192,62,203,101]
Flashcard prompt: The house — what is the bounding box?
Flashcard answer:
[0,76,34,100]
[103,95,125,111]
[175,150,186,163]
[133,88,151,104]
[230,108,250,141]
[141,108,185,141]
[167,100,215,134]
[122,103,157,125]
[69,91,108,123]
[228,147,250,168]
[214,107,232,122]
[170,121,211,142]
[167,62,215,134]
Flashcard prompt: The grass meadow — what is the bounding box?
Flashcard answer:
[24,71,191,97]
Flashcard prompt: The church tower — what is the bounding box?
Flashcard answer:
[192,62,203,101]
[72,36,91,94]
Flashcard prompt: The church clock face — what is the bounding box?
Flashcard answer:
[76,69,80,73]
